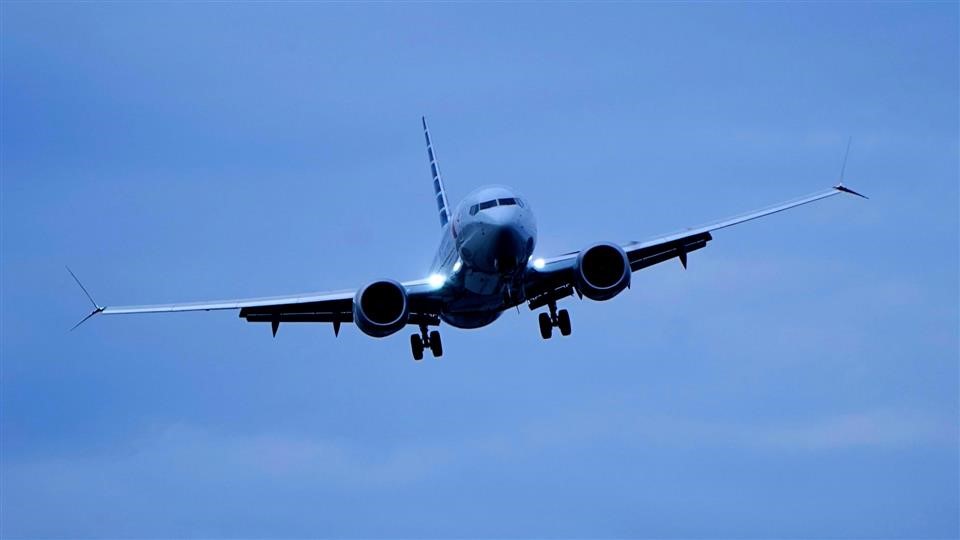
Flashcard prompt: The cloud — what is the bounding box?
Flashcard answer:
[625,410,958,452]
[6,408,953,493]
[126,424,455,488]
[3,406,955,537]
[435,396,958,456]
[1,424,461,536]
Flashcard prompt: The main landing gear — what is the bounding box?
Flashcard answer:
[410,324,443,361]
[538,301,571,339]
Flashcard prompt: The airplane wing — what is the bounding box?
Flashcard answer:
[98,290,356,315]
[69,272,445,336]
[524,184,866,301]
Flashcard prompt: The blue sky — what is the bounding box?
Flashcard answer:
[2,3,957,538]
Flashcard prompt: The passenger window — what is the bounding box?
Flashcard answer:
[469,204,479,216]
[479,200,497,210]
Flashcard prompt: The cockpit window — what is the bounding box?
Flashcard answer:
[470,197,524,215]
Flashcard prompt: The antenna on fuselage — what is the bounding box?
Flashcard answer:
[422,117,452,227]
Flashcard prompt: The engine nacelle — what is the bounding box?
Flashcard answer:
[353,279,410,338]
[574,242,631,301]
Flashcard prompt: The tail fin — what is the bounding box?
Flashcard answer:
[422,117,451,227]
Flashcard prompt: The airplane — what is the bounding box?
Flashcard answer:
[70,119,866,360]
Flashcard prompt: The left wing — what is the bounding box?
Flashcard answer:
[69,271,444,336]
[525,184,866,300]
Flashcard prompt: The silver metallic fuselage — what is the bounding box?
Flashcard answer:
[429,185,537,329]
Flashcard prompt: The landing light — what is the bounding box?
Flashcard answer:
[453,259,462,272]
[428,273,446,289]
[533,258,546,270]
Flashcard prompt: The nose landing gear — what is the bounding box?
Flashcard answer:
[411,324,443,360]
[538,301,571,339]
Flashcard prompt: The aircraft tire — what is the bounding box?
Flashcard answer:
[538,312,553,339]
[411,334,424,361]
[558,309,571,336]
[429,330,443,357]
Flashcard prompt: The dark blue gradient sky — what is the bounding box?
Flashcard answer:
[2,3,957,538]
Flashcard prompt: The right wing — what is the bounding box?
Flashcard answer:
[525,184,866,300]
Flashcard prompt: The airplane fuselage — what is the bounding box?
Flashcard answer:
[430,185,537,329]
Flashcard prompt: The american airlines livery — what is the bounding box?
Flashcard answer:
[70,119,866,360]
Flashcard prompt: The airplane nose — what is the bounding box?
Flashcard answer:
[457,204,533,274]
[492,226,527,273]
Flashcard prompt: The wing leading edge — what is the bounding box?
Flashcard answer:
[99,290,355,315]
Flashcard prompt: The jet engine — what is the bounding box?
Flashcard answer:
[574,242,631,301]
[353,280,410,337]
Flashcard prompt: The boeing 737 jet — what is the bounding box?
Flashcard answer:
[70,119,866,360]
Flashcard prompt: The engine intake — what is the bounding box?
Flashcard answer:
[575,242,631,301]
[353,280,409,337]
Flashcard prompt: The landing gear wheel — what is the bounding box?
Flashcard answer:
[410,334,424,361]
[429,330,443,358]
[538,312,553,339]
[557,309,572,336]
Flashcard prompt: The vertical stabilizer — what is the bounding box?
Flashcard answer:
[422,117,451,227]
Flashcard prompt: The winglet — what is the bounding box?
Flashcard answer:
[70,308,103,331]
[833,137,868,199]
[834,184,869,199]
[67,266,104,331]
